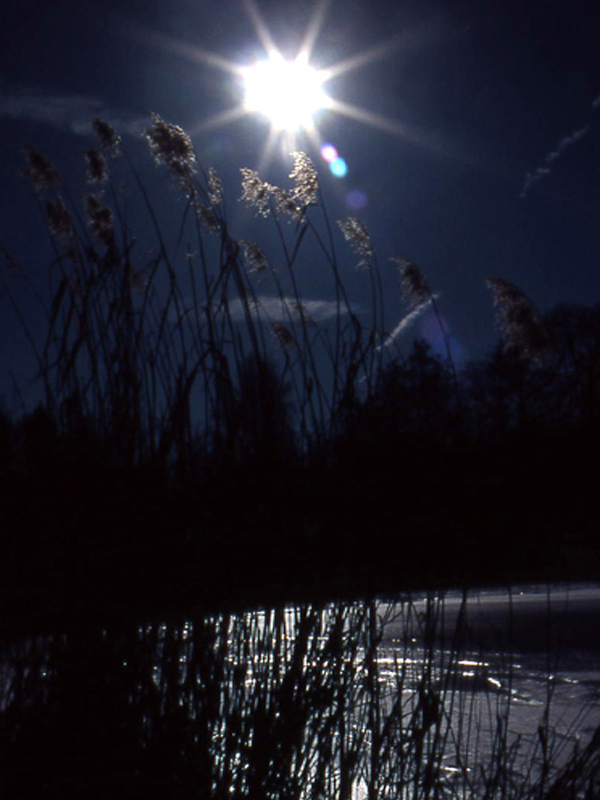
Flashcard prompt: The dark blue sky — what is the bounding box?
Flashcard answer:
[1,0,600,404]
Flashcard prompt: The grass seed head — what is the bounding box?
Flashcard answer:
[337,216,373,263]
[271,322,295,349]
[271,187,302,220]
[240,168,274,217]
[290,151,319,208]
[241,240,269,275]
[194,203,220,233]
[396,258,431,309]
[84,193,114,248]
[91,118,121,151]
[289,301,313,325]
[85,149,109,184]
[207,167,223,206]
[486,277,553,361]
[46,196,75,242]
[145,113,196,190]
[21,146,61,193]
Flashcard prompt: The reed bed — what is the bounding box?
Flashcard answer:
[0,593,597,798]
[3,118,598,797]
[3,116,420,474]
[3,110,563,492]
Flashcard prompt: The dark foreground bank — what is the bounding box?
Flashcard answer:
[1,427,599,640]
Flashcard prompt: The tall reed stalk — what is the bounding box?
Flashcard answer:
[5,117,421,474]
[1,593,597,798]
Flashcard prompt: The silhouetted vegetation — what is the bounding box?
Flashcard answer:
[2,117,600,799]
[1,595,598,799]
[1,117,600,627]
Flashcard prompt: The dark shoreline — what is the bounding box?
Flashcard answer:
[2,428,600,642]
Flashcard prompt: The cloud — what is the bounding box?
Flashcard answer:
[520,93,600,199]
[0,88,149,137]
[224,295,349,325]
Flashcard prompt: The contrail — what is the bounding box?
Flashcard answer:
[377,296,437,351]
[520,93,599,198]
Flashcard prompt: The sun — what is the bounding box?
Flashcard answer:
[138,0,415,170]
[242,53,329,133]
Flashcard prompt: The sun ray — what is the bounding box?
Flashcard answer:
[256,127,281,174]
[242,0,279,57]
[320,36,402,82]
[304,123,324,156]
[128,2,433,166]
[299,0,331,61]
[190,106,248,135]
[327,98,413,137]
[132,26,241,75]
[328,98,449,154]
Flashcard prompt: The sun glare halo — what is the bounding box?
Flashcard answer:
[242,53,328,133]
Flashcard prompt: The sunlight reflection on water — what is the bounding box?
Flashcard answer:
[140,584,600,796]
[2,583,599,797]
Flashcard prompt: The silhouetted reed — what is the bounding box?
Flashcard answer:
[8,113,568,483]
[486,277,553,363]
[0,594,597,798]
[6,116,415,474]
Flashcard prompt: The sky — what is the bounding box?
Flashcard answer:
[1,0,600,407]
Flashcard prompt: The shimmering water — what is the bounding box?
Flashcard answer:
[1,583,599,797]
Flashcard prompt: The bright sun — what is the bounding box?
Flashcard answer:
[242,54,328,133]
[142,0,411,170]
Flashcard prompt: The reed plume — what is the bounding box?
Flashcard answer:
[91,117,121,151]
[240,168,275,217]
[84,193,114,249]
[45,196,74,243]
[271,321,295,349]
[21,146,61,193]
[144,113,197,190]
[289,151,319,208]
[241,240,269,275]
[486,277,553,361]
[396,258,431,310]
[84,148,109,184]
[194,202,220,233]
[337,216,373,261]
[207,166,223,207]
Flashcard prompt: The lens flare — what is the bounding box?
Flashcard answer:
[346,189,368,210]
[329,156,348,178]
[320,143,338,162]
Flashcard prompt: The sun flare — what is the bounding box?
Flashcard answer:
[141,0,414,172]
[242,54,328,133]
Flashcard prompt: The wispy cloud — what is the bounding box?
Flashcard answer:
[520,93,599,198]
[0,88,148,137]
[225,295,349,325]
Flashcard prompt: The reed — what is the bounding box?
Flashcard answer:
[3,115,464,478]
[0,593,597,798]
